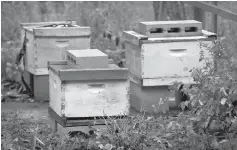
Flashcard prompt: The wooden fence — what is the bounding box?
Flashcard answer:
[185,1,237,33]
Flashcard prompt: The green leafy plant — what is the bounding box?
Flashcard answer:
[170,40,237,150]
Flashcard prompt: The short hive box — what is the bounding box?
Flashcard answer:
[20,21,91,101]
[66,49,108,69]
[48,49,130,127]
[123,20,217,113]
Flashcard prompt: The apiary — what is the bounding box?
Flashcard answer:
[48,49,129,128]
[20,21,91,101]
[123,20,217,112]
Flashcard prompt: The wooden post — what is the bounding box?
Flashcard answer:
[51,117,58,133]
[185,1,237,22]
[158,1,163,20]
[75,1,78,24]
[31,134,46,150]
[212,1,218,34]
[194,7,206,30]
[31,135,36,150]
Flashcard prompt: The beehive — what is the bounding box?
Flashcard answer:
[124,20,217,112]
[20,21,91,101]
[21,21,91,74]
[48,50,129,125]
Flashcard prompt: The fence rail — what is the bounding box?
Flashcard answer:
[185,1,237,33]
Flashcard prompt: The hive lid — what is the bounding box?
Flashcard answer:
[66,49,109,69]
[48,61,128,81]
[67,49,107,58]
[138,20,203,38]
[21,21,77,29]
[123,29,217,47]
[22,21,91,37]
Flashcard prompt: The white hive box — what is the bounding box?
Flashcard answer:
[67,49,108,69]
[124,20,217,86]
[48,53,129,125]
[123,20,217,112]
[20,21,91,101]
[21,21,91,75]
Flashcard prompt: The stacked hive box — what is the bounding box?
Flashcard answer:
[20,21,91,101]
[66,49,109,69]
[48,49,129,128]
[123,20,217,113]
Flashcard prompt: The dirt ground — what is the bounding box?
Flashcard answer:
[1,101,180,137]
[1,102,109,135]
[1,102,49,121]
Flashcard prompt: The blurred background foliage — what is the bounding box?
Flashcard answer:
[1,1,237,81]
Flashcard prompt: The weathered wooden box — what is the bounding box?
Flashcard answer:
[20,21,91,101]
[67,49,108,69]
[21,21,91,74]
[129,74,182,113]
[123,20,217,86]
[129,81,180,113]
[23,69,49,101]
[123,20,217,112]
[48,57,129,126]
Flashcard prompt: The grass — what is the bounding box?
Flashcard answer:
[0,110,185,150]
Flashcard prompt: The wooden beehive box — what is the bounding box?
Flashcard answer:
[66,49,108,69]
[48,50,129,123]
[124,20,217,86]
[123,20,217,112]
[20,21,91,101]
[21,21,91,75]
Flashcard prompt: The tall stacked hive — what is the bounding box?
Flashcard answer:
[48,49,129,127]
[123,20,217,113]
[20,21,91,101]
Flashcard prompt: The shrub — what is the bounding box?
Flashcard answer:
[170,40,237,149]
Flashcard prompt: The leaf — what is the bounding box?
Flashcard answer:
[199,100,204,105]
[186,124,197,137]
[153,137,162,143]
[189,116,201,121]
[199,57,203,62]
[210,138,219,149]
[104,143,114,150]
[133,122,140,129]
[117,147,124,150]
[184,101,190,106]
[146,116,153,121]
[221,98,227,105]
[167,121,174,129]
[98,144,104,149]
[180,102,186,111]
